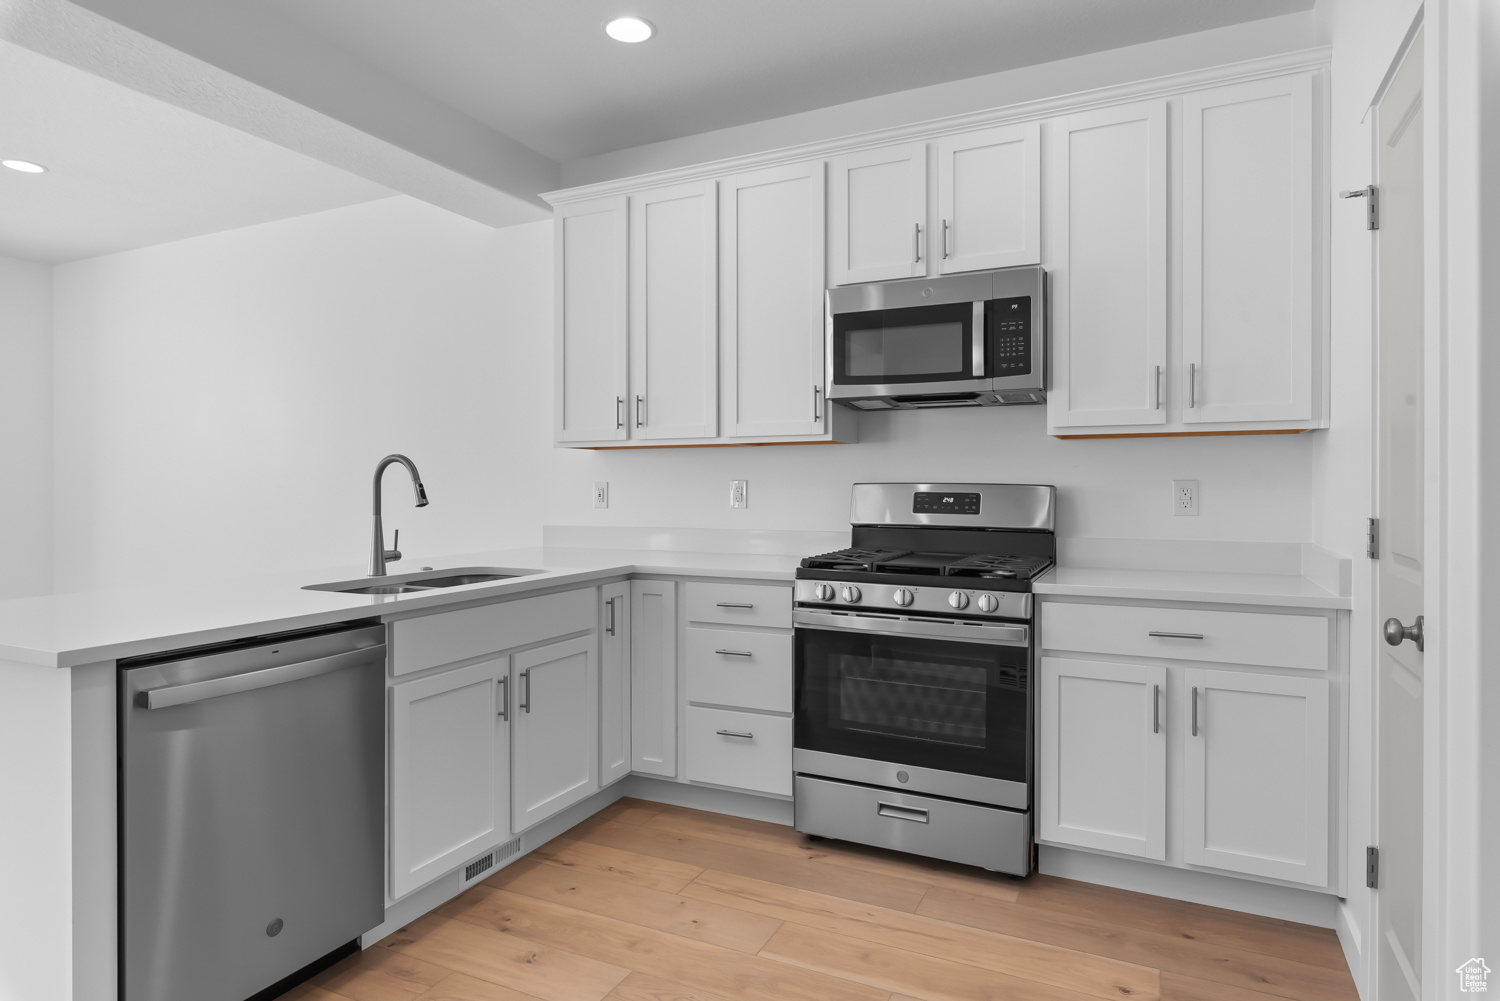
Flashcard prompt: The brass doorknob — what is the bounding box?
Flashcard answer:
[1383,614,1424,652]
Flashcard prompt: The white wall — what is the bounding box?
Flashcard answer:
[0,255,53,599]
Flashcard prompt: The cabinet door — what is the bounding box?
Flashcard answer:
[630,579,678,777]
[555,196,628,443]
[721,161,828,438]
[1182,668,1329,885]
[1045,101,1169,430]
[1037,657,1167,860]
[389,659,508,899]
[512,635,599,832]
[599,582,631,786]
[1182,74,1315,424]
[829,144,926,285]
[936,122,1041,273]
[629,181,718,440]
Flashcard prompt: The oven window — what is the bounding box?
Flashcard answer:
[832,302,977,385]
[836,656,987,747]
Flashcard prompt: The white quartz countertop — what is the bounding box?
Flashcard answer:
[1035,565,1351,610]
[0,546,799,669]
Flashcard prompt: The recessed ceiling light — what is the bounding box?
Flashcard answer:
[605,16,654,43]
[2,159,47,174]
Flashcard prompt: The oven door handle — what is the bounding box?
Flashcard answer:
[793,608,1029,647]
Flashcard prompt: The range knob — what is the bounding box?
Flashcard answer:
[976,593,1000,614]
[892,588,915,607]
[811,583,835,602]
[841,585,862,603]
[948,591,970,610]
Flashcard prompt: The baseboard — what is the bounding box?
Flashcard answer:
[625,774,794,825]
[1336,901,1369,1000]
[1038,846,1340,928]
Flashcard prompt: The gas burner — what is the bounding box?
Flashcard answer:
[800,548,910,572]
[944,554,1054,580]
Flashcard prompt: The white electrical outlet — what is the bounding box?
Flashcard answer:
[729,480,748,509]
[1172,479,1199,516]
[592,481,609,509]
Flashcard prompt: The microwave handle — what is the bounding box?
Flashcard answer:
[972,301,986,378]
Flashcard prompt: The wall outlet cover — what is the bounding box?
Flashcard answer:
[1172,479,1199,516]
[592,481,609,509]
[729,480,748,509]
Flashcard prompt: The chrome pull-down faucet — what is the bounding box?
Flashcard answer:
[370,454,428,576]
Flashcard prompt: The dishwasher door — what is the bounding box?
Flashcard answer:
[120,623,386,1001]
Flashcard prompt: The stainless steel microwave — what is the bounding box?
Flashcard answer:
[825,265,1046,410]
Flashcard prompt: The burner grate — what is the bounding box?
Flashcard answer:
[944,554,1054,580]
[800,548,911,572]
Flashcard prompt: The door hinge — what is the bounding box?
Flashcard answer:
[1340,186,1380,230]
[1367,517,1380,559]
[1366,845,1380,889]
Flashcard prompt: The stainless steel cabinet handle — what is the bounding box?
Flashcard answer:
[716,729,754,740]
[914,222,922,263]
[1188,363,1197,408]
[1149,631,1204,640]
[814,384,822,422]
[142,647,378,709]
[1153,365,1162,410]
[878,802,930,824]
[497,676,509,721]
[1191,686,1200,737]
[605,596,616,636]
[615,396,624,429]
[716,602,754,609]
[635,395,645,428]
[520,669,532,714]
[1152,683,1160,734]
[942,218,951,259]
[714,649,753,658]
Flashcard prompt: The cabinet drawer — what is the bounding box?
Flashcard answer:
[390,588,595,676]
[684,627,792,712]
[1040,601,1328,671]
[683,581,792,628]
[685,707,792,796]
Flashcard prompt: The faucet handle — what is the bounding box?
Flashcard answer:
[384,528,402,564]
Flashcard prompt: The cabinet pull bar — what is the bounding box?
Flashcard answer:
[877,802,930,824]
[615,396,624,429]
[1152,683,1160,734]
[814,384,822,422]
[714,649,753,657]
[942,218,951,259]
[716,602,755,609]
[605,597,616,636]
[1188,363,1197,409]
[635,395,645,428]
[520,669,532,714]
[914,222,922,263]
[1149,631,1205,640]
[1191,686,1200,737]
[716,729,754,740]
[1153,366,1161,410]
[498,676,509,721]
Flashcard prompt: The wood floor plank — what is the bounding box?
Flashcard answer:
[529,836,705,893]
[381,913,628,1001]
[311,944,450,1001]
[604,971,741,1001]
[1158,971,1302,1001]
[916,886,1358,1001]
[441,882,887,1001]
[646,804,1022,903]
[578,817,929,912]
[759,922,1109,1001]
[278,986,356,1001]
[680,868,1156,1001]
[417,972,550,1001]
[500,858,783,953]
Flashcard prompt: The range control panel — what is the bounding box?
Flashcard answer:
[912,491,982,515]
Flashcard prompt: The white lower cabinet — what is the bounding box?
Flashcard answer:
[685,707,793,797]
[599,582,631,786]
[630,579,679,777]
[511,634,600,832]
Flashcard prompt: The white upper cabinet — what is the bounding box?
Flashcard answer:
[554,196,628,442]
[936,122,1042,273]
[829,144,927,285]
[1045,101,1169,430]
[721,161,829,438]
[1182,75,1315,425]
[629,181,719,440]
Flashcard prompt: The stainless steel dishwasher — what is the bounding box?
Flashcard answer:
[120,622,386,1001]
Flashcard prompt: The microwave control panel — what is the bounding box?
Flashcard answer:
[988,296,1032,375]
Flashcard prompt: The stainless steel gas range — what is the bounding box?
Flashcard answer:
[792,482,1055,876]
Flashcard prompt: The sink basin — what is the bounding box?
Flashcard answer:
[304,566,545,594]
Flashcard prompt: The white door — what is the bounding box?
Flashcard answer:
[599,582,632,786]
[1182,74,1315,425]
[389,658,509,899]
[511,635,599,831]
[629,180,718,440]
[936,122,1041,273]
[1181,668,1329,886]
[1375,31,1425,1001]
[1044,101,1169,430]
[721,161,828,437]
[829,143,927,285]
[554,196,628,442]
[1037,657,1167,859]
[630,578,678,777]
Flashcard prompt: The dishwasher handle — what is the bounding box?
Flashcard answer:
[141,646,384,710]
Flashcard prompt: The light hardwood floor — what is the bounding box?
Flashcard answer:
[280,797,1359,1001]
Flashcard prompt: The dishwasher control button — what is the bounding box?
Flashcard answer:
[949,591,970,610]
[893,588,915,607]
[811,583,835,602]
[841,585,862,603]
[976,593,1000,614]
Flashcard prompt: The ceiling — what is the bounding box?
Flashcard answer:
[259,0,1315,163]
[0,40,394,264]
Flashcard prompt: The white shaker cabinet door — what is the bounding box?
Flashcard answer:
[1182,74,1315,425]
[555,196,628,443]
[599,582,632,787]
[829,143,927,285]
[389,658,509,899]
[511,634,599,832]
[1038,657,1167,860]
[629,180,718,440]
[721,161,828,438]
[630,579,679,777]
[936,121,1041,273]
[1181,668,1330,885]
[1045,100,1169,430]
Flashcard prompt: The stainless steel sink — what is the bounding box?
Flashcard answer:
[304,566,545,594]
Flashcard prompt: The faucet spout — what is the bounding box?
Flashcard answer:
[371,454,428,576]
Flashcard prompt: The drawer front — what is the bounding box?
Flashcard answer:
[1040,601,1328,671]
[390,588,596,676]
[685,707,792,796]
[684,627,792,712]
[683,581,792,628]
[794,774,1031,875]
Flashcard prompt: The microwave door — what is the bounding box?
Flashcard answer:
[828,300,988,400]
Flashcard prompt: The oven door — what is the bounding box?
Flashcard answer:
[828,300,989,399]
[793,609,1031,809]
